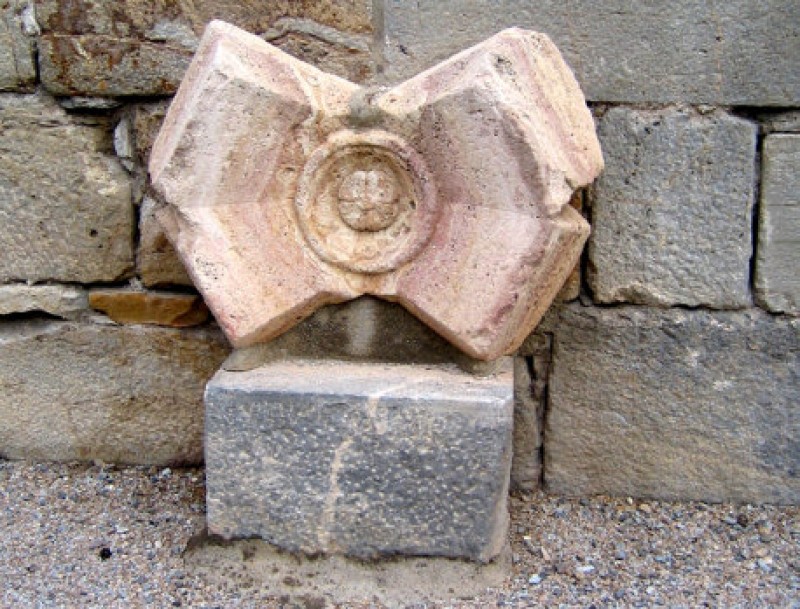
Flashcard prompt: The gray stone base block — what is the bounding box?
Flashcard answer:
[204,359,514,562]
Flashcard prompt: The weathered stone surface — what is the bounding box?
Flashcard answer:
[34,0,373,37]
[760,111,800,134]
[0,284,86,319]
[755,135,800,315]
[546,305,800,504]
[133,101,169,164]
[511,308,564,491]
[205,359,513,561]
[0,93,134,283]
[511,345,549,491]
[382,1,800,106]
[516,306,562,356]
[222,297,465,369]
[556,264,581,303]
[112,115,133,170]
[151,23,601,360]
[589,107,755,308]
[187,535,509,609]
[259,18,374,83]
[0,321,229,464]
[36,0,374,94]
[57,96,122,110]
[88,289,209,327]
[38,34,192,96]
[555,191,584,302]
[137,196,192,288]
[0,0,36,91]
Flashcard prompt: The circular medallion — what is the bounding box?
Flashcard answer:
[295,130,437,274]
[337,168,400,232]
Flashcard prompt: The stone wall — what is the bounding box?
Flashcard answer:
[0,1,797,503]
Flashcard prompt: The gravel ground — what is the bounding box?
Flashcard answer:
[1,460,798,608]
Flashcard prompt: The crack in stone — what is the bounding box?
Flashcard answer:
[317,381,411,550]
[365,382,412,435]
[317,436,353,552]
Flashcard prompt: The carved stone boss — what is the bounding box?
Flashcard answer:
[149,21,603,361]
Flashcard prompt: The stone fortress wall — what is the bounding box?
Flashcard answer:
[0,1,797,503]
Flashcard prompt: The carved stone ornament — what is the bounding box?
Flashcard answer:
[149,21,603,360]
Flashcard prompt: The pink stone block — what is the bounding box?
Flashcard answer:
[150,21,602,360]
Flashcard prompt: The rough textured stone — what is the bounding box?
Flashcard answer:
[38,34,193,96]
[382,0,800,106]
[510,345,549,492]
[0,321,229,464]
[589,107,755,308]
[137,196,192,288]
[0,93,133,283]
[555,191,584,302]
[133,101,169,164]
[222,297,465,370]
[112,115,133,169]
[150,23,601,360]
[545,305,800,504]
[0,284,86,319]
[34,0,373,37]
[0,0,36,91]
[57,96,122,110]
[556,264,581,303]
[516,306,562,356]
[222,296,509,377]
[187,536,509,609]
[258,17,374,83]
[760,111,800,134]
[755,135,800,315]
[205,359,513,562]
[36,0,374,94]
[88,289,209,327]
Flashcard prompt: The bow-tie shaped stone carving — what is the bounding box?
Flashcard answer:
[150,21,603,361]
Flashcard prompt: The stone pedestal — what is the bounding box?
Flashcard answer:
[152,20,601,574]
[204,359,514,563]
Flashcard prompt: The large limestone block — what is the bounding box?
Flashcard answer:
[0,93,133,283]
[36,0,374,94]
[0,0,36,91]
[34,0,372,39]
[545,305,800,504]
[205,360,513,562]
[382,0,800,106]
[150,22,602,360]
[0,321,229,464]
[755,135,800,314]
[589,107,756,308]
[38,35,192,97]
